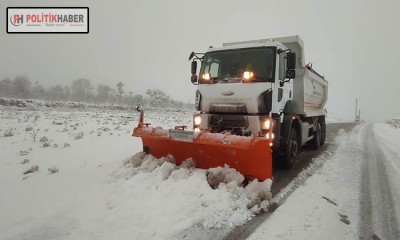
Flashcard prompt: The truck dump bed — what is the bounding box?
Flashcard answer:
[293,67,328,117]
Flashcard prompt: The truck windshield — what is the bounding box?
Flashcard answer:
[199,47,276,84]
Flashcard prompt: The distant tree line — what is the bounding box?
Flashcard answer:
[0,75,193,109]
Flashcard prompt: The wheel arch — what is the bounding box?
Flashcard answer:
[280,100,300,147]
[283,100,300,115]
[281,114,301,149]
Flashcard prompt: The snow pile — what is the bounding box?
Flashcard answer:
[109,152,272,233]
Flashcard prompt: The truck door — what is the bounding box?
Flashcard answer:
[272,51,293,115]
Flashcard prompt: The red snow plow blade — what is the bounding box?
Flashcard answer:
[132,110,273,180]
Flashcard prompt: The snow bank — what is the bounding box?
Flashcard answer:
[109,153,272,233]
[373,123,400,174]
[372,123,400,225]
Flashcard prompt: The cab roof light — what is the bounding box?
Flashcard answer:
[243,71,254,80]
[202,73,211,81]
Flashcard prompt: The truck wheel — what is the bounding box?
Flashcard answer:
[282,128,298,169]
[310,121,321,149]
[320,118,326,146]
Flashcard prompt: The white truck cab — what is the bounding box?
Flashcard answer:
[189,36,328,168]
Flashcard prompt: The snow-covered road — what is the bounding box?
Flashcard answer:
[244,124,400,240]
[359,124,400,239]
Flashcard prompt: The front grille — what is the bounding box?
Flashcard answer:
[209,114,248,129]
[210,103,247,114]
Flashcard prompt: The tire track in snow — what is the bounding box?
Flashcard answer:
[359,124,400,240]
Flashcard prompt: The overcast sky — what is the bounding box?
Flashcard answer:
[1,0,399,121]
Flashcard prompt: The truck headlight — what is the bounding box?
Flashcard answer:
[194,115,201,126]
[266,133,274,139]
[262,119,271,130]
[193,115,202,131]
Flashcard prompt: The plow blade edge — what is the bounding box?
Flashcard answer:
[133,126,272,180]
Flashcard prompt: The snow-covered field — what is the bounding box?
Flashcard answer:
[1,103,399,240]
[0,107,271,240]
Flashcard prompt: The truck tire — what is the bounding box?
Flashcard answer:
[310,121,322,149]
[282,128,298,169]
[320,118,326,146]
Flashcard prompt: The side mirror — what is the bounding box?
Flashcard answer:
[191,61,197,75]
[191,61,198,84]
[189,51,195,61]
[287,52,296,70]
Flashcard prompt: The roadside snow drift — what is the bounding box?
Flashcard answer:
[110,153,271,235]
[0,108,271,240]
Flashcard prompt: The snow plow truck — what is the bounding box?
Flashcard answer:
[133,36,328,180]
